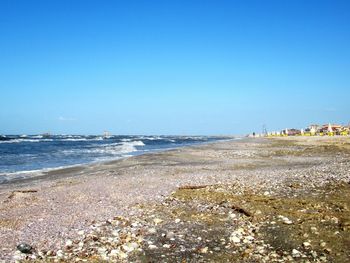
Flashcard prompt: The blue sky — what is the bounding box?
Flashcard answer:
[0,0,349,135]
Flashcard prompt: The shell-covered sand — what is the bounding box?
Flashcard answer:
[1,137,350,262]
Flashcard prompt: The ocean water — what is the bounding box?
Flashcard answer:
[0,135,230,183]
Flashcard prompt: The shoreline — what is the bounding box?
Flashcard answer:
[1,136,349,261]
[0,138,237,190]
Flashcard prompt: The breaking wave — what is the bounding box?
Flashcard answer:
[0,138,53,144]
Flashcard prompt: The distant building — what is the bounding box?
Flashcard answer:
[251,122,349,138]
[288,129,301,136]
[320,123,342,133]
[280,128,301,136]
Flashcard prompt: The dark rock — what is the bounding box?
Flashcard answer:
[17,243,33,254]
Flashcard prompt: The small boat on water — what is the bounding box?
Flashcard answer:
[103,131,112,139]
[41,133,51,139]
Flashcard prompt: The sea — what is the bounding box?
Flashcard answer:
[0,134,231,183]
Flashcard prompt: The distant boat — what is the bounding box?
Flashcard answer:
[103,131,112,139]
[41,133,51,138]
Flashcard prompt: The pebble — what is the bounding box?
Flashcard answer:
[118,251,128,259]
[153,218,163,225]
[109,249,118,256]
[245,235,254,241]
[122,243,135,252]
[148,228,157,234]
[98,247,107,254]
[166,231,175,239]
[292,249,301,257]
[148,245,158,250]
[56,250,64,258]
[13,251,24,261]
[303,241,311,248]
[200,247,208,253]
[310,226,317,233]
[16,243,33,254]
[286,255,293,261]
[229,235,241,243]
[278,215,293,225]
[65,240,73,249]
[112,230,119,237]
[311,251,318,258]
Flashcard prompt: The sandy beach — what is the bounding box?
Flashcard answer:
[1,136,350,262]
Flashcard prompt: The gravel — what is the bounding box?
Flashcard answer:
[1,136,350,262]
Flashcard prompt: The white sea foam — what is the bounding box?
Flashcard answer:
[89,140,145,155]
[0,137,106,143]
[32,135,43,139]
[0,164,85,183]
[0,169,45,183]
[130,140,145,146]
[144,136,163,140]
[61,138,88,141]
[0,138,53,144]
[62,140,145,156]
[62,136,103,142]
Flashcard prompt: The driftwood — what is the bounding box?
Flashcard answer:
[230,204,252,217]
[6,190,38,200]
[178,185,211,190]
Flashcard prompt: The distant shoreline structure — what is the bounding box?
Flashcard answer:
[249,123,350,137]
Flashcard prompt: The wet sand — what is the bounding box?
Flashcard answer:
[1,137,350,262]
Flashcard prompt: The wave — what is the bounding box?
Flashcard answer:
[57,136,104,142]
[0,136,108,143]
[129,140,145,146]
[88,140,145,155]
[62,140,145,156]
[50,135,104,142]
[0,164,84,184]
[60,138,88,141]
[143,136,163,141]
[0,138,53,144]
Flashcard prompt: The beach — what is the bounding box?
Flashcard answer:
[1,136,350,262]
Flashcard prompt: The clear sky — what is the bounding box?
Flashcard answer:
[0,0,349,135]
